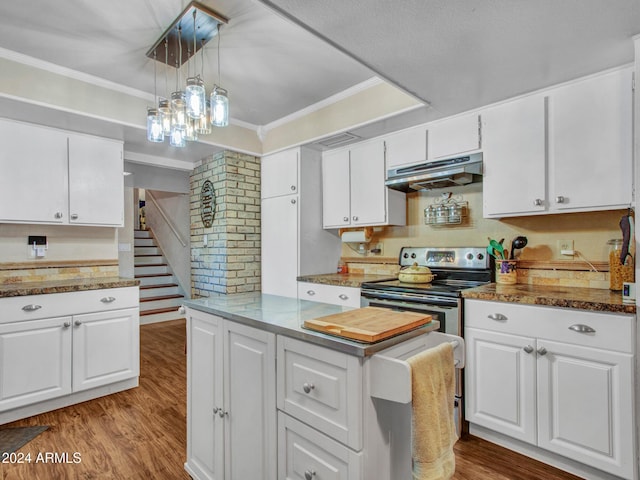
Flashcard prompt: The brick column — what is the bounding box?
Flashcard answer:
[190,151,261,296]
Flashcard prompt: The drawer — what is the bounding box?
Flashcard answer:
[278,412,363,480]
[277,335,362,450]
[298,282,361,308]
[464,299,634,353]
[0,287,139,324]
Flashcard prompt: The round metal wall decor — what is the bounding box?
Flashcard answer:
[200,180,215,227]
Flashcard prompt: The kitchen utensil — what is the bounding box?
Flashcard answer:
[619,213,632,264]
[488,239,505,259]
[398,262,436,283]
[509,236,528,259]
[303,307,434,342]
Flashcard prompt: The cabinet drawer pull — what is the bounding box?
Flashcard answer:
[523,345,534,354]
[338,294,349,300]
[537,347,547,356]
[487,313,507,321]
[70,213,79,220]
[74,320,82,327]
[22,304,42,312]
[304,470,316,480]
[63,322,71,328]
[302,382,315,394]
[100,296,116,303]
[306,290,316,296]
[569,324,596,334]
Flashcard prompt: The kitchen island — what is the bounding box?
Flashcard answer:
[182,293,457,480]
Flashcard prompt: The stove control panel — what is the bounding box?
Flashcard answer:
[400,246,489,269]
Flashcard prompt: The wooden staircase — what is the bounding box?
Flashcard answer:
[135,229,186,324]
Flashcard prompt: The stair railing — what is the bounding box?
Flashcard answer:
[146,191,187,247]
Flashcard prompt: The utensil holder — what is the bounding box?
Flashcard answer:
[495,260,517,284]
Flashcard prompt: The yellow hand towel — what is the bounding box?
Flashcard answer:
[407,341,457,480]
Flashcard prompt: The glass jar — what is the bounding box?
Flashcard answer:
[448,203,462,223]
[608,239,634,291]
[424,206,435,224]
[435,205,448,224]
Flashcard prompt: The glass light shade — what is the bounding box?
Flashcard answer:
[210,86,229,127]
[197,101,212,135]
[169,124,186,147]
[146,108,164,142]
[158,99,172,134]
[170,91,187,128]
[185,116,198,142]
[185,76,206,119]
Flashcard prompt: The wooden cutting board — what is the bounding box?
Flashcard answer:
[304,307,433,342]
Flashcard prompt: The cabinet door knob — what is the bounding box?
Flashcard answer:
[291,199,297,204]
[213,406,219,414]
[352,216,358,221]
[537,347,547,356]
[302,382,315,394]
[63,322,71,328]
[306,290,316,296]
[523,345,534,354]
[218,409,228,418]
[21,304,42,312]
[178,306,186,315]
[54,212,63,219]
[343,216,349,222]
[100,296,116,303]
[533,198,543,207]
[555,196,565,204]
[304,470,316,480]
[74,320,82,327]
[70,213,79,220]
[338,294,349,300]
[291,185,296,191]
[568,324,596,334]
[487,313,507,321]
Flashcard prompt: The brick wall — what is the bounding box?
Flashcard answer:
[190,151,261,296]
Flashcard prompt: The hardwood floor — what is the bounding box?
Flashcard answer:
[1,319,583,480]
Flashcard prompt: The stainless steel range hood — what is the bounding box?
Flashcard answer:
[385,152,483,192]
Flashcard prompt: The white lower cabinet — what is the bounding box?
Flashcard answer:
[185,308,277,480]
[297,282,361,308]
[465,299,636,479]
[0,287,140,423]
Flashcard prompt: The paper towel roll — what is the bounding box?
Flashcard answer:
[341,230,370,243]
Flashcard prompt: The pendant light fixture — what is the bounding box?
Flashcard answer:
[145,1,228,146]
[146,52,164,142]
[210,25,229,128]
[185,10,206,120]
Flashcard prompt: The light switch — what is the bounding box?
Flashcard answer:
[203,234,208,246]
[36,246,46,257]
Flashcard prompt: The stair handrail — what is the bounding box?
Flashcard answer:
[146,191,187,247]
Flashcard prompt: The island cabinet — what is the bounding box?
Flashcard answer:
[483,66,632,218]
[185,308,277,480]
[185,301,465,480]
[0,118,124,227]
[322,138,406,229]
[464,299,636,480]
[261,146,341,298]
[0,287,139,424]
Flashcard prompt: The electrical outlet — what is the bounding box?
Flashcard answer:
[370,242,384,255]
[558,239,574,256]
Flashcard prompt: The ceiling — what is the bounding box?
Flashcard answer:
[0,1,638,163]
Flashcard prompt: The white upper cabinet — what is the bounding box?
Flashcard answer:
[482,95,547,217]
[0,119,124,227]
[384,125,428,170]
[428,112,481,160]
[261,148,299,199]
[548,68,632,212]
[322,139,406,229]
[68,133,124,227]
[0,119,69,224]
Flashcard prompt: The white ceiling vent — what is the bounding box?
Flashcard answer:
[315,132,360,148]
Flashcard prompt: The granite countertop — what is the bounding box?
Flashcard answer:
[0,277,140,298]
[183,293,438,357]
[297,273,396,288]
[462,283,636,314]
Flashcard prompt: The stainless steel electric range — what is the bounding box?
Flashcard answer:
[360,246,493,434]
